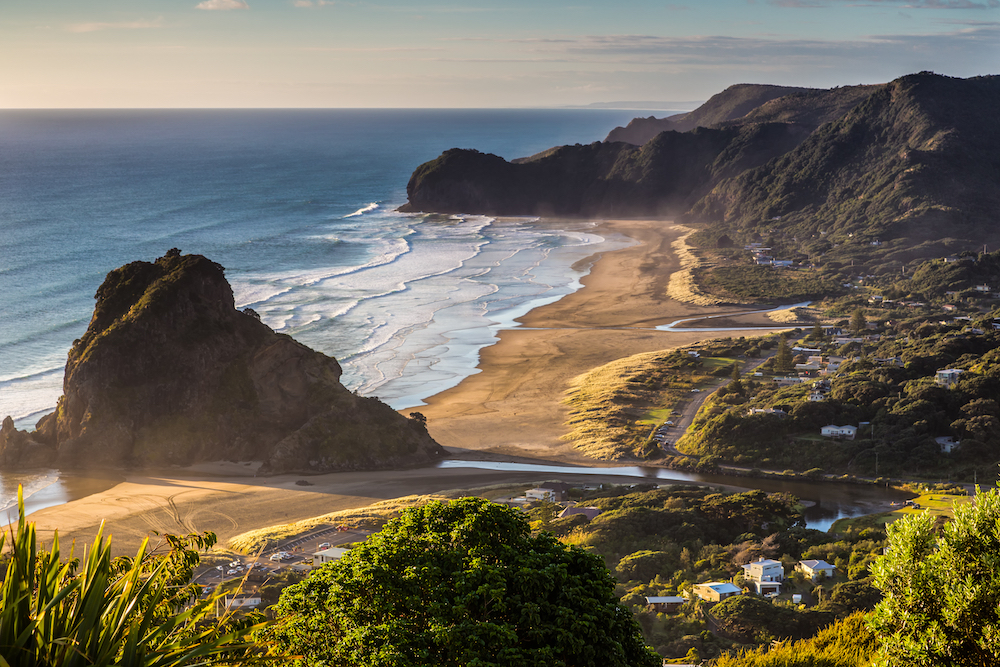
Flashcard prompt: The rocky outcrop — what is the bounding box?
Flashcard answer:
[1,250,444,472]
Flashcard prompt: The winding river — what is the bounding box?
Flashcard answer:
[437,459,912,532]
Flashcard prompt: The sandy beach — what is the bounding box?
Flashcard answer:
[18,219,803,555]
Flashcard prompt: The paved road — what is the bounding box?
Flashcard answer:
[657,352,776,456]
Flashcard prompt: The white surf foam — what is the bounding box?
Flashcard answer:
[343,202,380,218]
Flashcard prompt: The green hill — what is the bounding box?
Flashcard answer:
[687,73,1000,273]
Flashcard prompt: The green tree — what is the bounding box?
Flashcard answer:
[265,497,660,667]
[850,308,867,334]
[808,321,825,342]
[775,336,794,373]
[870,485,1000,666]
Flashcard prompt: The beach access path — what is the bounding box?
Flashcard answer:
[21,219,800,556]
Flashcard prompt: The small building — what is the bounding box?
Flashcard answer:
[692,582,742,603]
[645,596,686,613]
[217,594,262,615]
[313,547,350,567]
[821,425,857,440]
[935,368,964,388]
[808,392,825,402]
[742,557,784,584]
[797,559,836,581]
[942,304,957,312]
[936,436,961,454]
[525,488,557,503]
[975,284,992,292]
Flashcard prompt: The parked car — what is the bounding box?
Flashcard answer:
[318,542,331,550]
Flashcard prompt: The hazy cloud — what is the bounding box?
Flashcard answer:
[772,0,999,7]
[454,23,1000,72]
[196,0,249,10]
[66,18,164,33]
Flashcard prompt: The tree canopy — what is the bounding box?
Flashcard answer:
[870,485,1000,666]
[265,497,660,667]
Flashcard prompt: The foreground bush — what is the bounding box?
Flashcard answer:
[0,488,260,666]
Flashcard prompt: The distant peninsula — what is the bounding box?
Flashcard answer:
[0,250,444,472]
[401,72,1000,277]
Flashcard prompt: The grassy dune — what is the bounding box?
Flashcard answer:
[563,348,713,459]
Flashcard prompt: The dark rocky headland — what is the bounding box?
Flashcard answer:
[400,72,1000,270]
[0,250,444,472]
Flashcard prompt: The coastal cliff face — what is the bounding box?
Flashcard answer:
[400,122,808,218]
[401,72,1000,269]
[1,250,444,472]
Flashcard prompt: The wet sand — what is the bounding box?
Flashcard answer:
[18,219,801,555]
[416,219,798,460]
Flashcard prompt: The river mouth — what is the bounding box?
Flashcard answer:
[436,459,911,532]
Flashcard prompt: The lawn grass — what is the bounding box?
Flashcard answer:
[831,492,971,532]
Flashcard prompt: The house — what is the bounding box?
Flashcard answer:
[558,506,603,521]
[936,436,961,454]
[645,596,686,613]
[747,408,786,418]
[797,560,836,581]
[821,425,857,440]
[692,582,742,603]
[742,558,784,587]
[975,284,992,292]
[772,260,794,268]
[313,547,350,567]
[525,488,557,502]
[217,594,262,615]
[808,392,825,402]
[935,368,964,388]
[942,304,957,312]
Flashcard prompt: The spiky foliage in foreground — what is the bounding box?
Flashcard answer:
[0,488,261,666]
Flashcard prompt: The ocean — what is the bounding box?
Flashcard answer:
[0,108,679,511]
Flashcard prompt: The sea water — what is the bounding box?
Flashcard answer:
[0,108,683,436]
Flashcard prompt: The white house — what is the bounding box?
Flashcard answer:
[217,594,262,615]
[742,557,784,583]
[525,488,557,502]
[821,425,857,440]
[808,392,825,402]
[797,559,836,581]
[742,557,784,594]
[692,582,742,603]
[313,547,350,567]
[936,436,961,454]
[935,368,964,388]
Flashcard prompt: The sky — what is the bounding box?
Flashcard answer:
[1,0,998,108]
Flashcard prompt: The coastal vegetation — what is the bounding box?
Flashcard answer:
[0,493,259,665]
[695,265,841,303]
[679,312,1000,480]
[563,339,758,459]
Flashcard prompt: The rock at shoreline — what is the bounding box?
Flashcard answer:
[1,250,444,473]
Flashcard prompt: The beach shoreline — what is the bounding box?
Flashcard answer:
[16,218,804,555]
